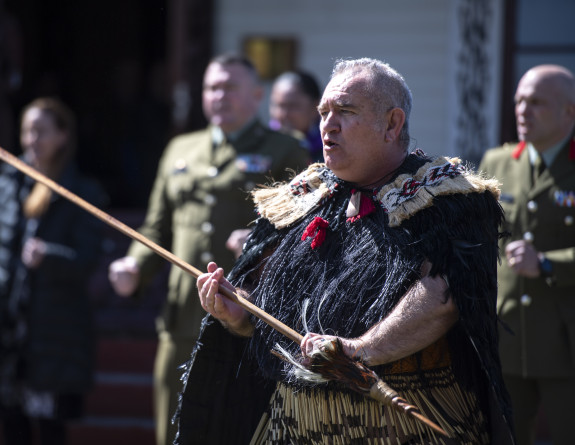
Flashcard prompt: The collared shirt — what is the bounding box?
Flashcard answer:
[211,117,259,146]
[527,133,571,167]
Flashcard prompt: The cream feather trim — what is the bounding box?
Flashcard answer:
[252,163,336,229]
[252,158,500,229]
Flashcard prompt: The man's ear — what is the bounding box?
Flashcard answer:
[385,108,406,142]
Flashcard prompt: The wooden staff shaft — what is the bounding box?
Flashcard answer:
[0,146,303,344]
[1,148,451,437]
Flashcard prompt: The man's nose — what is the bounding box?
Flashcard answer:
[320,113,339,133]
[515,100,528,116]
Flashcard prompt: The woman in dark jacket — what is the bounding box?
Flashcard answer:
[0,98,107,445]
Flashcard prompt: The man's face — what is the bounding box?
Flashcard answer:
[514,70,572,151]
[269,81,318,134]
[202,62,262,134]
[318,72,398,186]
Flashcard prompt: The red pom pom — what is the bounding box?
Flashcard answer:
[301,217,329,249]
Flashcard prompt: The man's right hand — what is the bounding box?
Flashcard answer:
[505,240,540,278]
[108,256,140,296]
[197,262,252,335]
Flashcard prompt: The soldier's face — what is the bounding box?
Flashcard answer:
[202,62,263,134]
[515,71,573,152]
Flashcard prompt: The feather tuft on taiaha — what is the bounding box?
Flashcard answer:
[273,338,448,437]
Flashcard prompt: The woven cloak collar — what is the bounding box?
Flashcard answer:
[252,156,501,229]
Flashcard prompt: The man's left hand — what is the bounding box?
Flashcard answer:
[505,239,540,278]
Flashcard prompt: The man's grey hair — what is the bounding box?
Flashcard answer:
[207,53,261,84]
[331,58,412,149]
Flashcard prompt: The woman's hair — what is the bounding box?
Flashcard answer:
[274,70,322,103]
[21,97,76,218]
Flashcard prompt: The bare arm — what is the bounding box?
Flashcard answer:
[302,273,458,366]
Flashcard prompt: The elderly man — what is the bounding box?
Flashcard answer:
[480,65,575,445]
[177,58,515,444]
[108,53,309,445]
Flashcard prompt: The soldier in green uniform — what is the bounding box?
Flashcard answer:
[108,53,309,445]
[479,64,575,445]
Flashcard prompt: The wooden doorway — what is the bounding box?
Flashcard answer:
[2,0,212,207]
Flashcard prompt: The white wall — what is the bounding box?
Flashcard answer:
[213,0,503,161]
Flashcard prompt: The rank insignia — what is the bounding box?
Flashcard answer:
[236,154,272,173]
[554,190,575,207]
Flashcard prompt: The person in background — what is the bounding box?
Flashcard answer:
[269,70,323,162]
[479,64,575,445]
[226,70,323,260]
[108,53,309,445]
[0,97,107,445]
[175,57,514,444]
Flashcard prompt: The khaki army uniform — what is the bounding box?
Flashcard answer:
[127,120,309,445]
[479,134,575,445]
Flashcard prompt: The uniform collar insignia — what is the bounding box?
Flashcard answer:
[512,141,526,160]
[513,137,575,161]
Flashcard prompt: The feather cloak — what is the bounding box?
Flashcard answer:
[174,150,514,445]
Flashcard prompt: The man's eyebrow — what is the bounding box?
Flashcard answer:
[318,99,357,110]
[337,100,356,108]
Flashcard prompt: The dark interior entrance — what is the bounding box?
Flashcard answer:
[2,0,211,208]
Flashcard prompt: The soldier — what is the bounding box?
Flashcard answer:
[108,53,309,445]
[479,64,575,445]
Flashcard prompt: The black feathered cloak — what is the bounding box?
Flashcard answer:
[174,151,515,445]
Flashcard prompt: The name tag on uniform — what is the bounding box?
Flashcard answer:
[554,190,575,207]
[499,193,514,203]
[236,154,272,173]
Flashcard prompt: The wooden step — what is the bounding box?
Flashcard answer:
[68,416,155,445]
[95,337,157,373]
[67,337,157,444]
[85,372,154,418]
